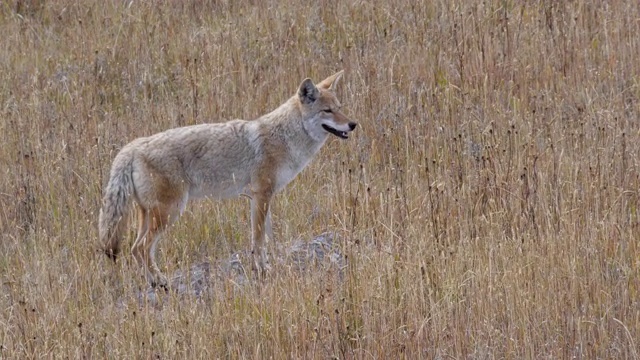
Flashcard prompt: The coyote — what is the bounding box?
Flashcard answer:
[98,71,356,288]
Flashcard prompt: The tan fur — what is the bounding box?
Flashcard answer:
[98,71,356,288]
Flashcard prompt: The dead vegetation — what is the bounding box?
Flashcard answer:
[1,0,639,358]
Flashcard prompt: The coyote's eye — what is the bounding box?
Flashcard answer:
[322,109,333,114]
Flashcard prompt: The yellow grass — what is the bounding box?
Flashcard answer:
[1,0,640,358]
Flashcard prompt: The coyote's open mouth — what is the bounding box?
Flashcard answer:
[322,124,350,139]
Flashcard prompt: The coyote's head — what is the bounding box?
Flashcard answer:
[298,70,357,140]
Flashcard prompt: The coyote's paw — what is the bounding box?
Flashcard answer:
[149,273,169,292]
[252,252,271,278]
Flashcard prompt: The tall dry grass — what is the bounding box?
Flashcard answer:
[1,0,639,358]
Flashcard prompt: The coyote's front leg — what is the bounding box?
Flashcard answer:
[250,192,272,277]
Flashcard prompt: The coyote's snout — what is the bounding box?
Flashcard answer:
[98,71,356,288]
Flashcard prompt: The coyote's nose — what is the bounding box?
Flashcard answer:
[348,122,357,131]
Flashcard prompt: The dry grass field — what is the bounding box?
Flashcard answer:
[1,0,640,358]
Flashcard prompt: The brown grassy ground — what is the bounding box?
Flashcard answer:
[1,0,640,358]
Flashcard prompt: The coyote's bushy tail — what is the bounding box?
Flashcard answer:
[99,150,135,262]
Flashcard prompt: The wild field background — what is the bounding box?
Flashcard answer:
[1,0,639,358]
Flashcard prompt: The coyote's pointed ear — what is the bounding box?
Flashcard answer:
[317,70,344,91]
[298,78,319,104]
